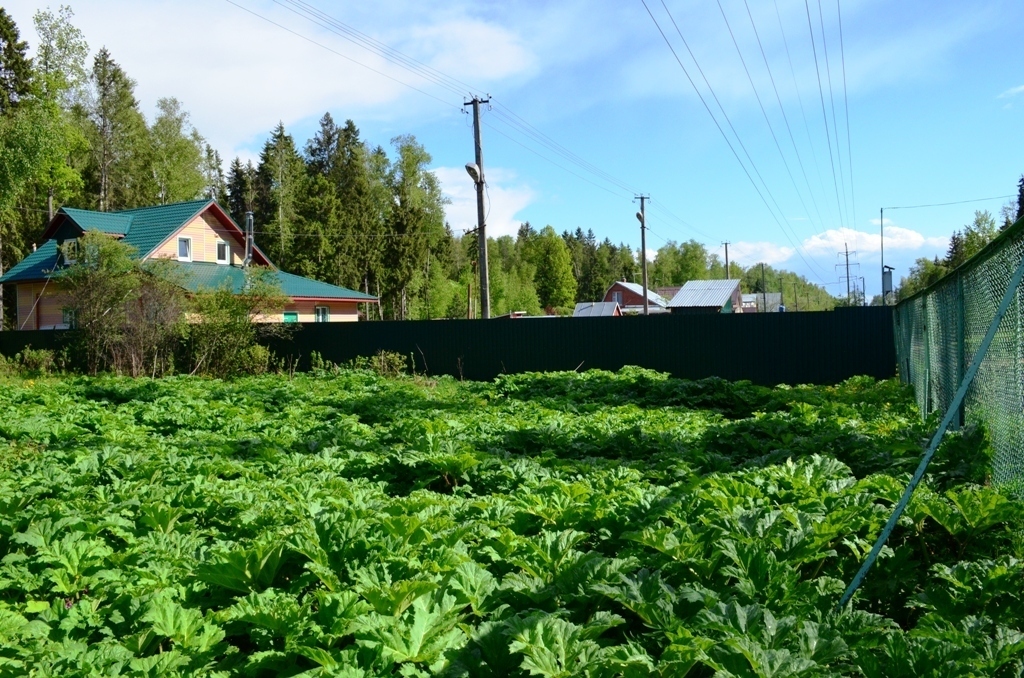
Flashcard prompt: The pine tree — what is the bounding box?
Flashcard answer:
[1016,174,1024,223]
[0,8,32,115]
[226,157,256,224]
[201,145,228,206]
[85,48,151,211]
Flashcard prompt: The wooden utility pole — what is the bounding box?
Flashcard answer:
[465,97,491,319]
[723,241,731,279]
[761,262,767,313]
[635,195,649,316]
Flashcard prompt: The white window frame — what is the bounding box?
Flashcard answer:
[612,291,623,305]
[177,237,192,262]
[216,240,229,264]
[315,305,330,322]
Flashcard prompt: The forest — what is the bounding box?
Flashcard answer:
[0,7,835,323]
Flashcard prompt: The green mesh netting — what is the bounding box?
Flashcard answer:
[894,224,1024,486]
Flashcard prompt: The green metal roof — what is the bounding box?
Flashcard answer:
[116,199,212,256]
[175,262,377,301]
[1,201,378,303]
[0,240,61,284]
[60,208,134,234]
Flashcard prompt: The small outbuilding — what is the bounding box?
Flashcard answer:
[573,301,622,317]
[668,279,742,314]
[741,292,783,313]
[602,281,669,314]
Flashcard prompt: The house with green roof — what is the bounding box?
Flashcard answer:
[0,199,378,330]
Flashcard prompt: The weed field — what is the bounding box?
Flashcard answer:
[0,367,1022,676]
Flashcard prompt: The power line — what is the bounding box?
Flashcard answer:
[643,0,827,282]
[222,0,458,110]
[816,0,850,226]
[836,0,856,229]
[715,0,823,249]
[803,0,846,230]
[884,194,1016,211]
[742,0,828,237]
[773,0,836,229]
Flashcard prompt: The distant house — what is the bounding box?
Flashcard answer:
[741,292,783,313]
[668,279,742,314]
[0,199,378,330]
[655,286,682,302]
[601,281,669,314]
[573,301,622,317]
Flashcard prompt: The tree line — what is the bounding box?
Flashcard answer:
[1,6,836,326]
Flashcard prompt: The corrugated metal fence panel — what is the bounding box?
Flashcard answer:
[266,307,895,385]
[0,308,895,385]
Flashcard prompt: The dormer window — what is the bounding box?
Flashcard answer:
[216,240,229,264]
[63,239,79,266]
[177,237,192,262]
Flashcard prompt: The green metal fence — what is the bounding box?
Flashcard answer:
[894,217,1024,486]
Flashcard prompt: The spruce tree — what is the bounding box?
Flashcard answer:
[201,145,228,206]
[254,122,305,268]
[86,48,151,211]
[226,157,256,224]
[0,8,32,115]
[1017,174,1024,223]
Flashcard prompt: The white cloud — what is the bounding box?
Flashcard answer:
[801,226,947,255]
[868,218,895,227]
[645,248,657,262]
[433,166,534,238]
[729,241,795,266]
[1,0,539,160]
[998,85,1024,98]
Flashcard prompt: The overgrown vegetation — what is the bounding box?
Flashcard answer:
[57,231,288,377]
[0,368,1020,676]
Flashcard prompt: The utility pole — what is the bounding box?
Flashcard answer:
[879,207,885,305]
[635,195,650,316]
[464,96,491,319]
[793,281,799,312]
[836,243,860,306]
[723,241,731,279]
[844,243,851,302]
[761,262,767,313]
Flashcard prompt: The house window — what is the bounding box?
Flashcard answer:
[177,237,192,262]
[283,312,299,323]
[216,241,229,264]
[62,308,76,329]
[63,239,79,265]
[612,291,623,305]
[314,306,330,322]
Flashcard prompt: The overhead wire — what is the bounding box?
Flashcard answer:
[773,0,835,229]
[836,0,856,228]
[645,0,828,281]
[714,0,831,278]
[742,0,828,236]
[816,0,850,226]
[803,0,846,231]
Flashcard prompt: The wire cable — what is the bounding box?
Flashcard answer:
[836,0,855,228]
[816,0,849,226]
[774,0,835,228]
[803,0,846,229]
[715,0,826,254]
[742,0,827,236]
[647,0,827,281]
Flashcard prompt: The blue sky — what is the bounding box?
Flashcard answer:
[6,0,1023,299]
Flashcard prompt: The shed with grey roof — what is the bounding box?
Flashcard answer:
[668,279,742,314]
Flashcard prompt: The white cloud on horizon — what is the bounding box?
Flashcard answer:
[729,241,796,267]
[802,226,948,256]
[998,84,1024,98]
[433,166,534,238]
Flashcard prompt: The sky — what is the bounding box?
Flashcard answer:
[5,0,1023,300]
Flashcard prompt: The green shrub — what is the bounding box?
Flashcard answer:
[18,347,55,375]
[345,350,409,377]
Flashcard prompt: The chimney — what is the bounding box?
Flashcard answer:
[243,212,254,267]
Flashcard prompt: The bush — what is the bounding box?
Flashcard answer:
[345,350,409,377]
[18,347,55,375]
[239,344,272,376]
